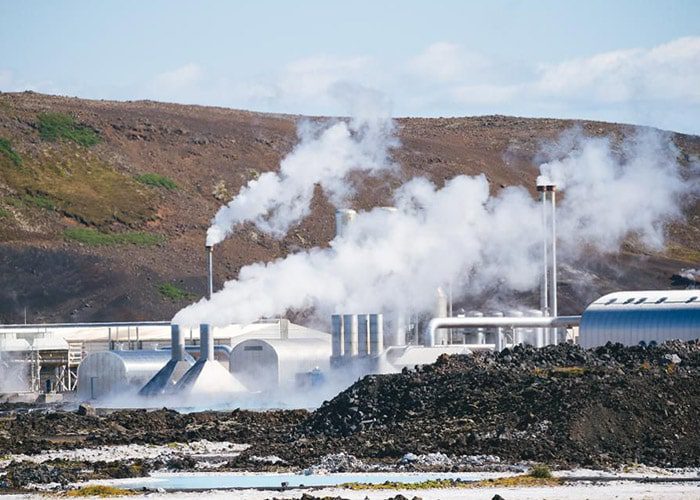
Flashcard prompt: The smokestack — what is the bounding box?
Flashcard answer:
[171,324,185,361]
[173,323,248,395]
[199,323,214,360]
[335,209,357,239]
[138,324,193,396]
[205,245,214,299]
[536,180,557,319]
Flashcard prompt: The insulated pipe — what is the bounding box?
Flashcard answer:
[425,315,581,347]
[199,324,214,361]
[0,320,170,330]
[171,324,185,361]
[206,245,214,300]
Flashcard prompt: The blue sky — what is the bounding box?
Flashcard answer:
[1,0,699,133]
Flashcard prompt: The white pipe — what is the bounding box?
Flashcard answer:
[425,315,581,347]
[206,245,214,300]
[0,320,170,330]
[550,188,558,318]
[541,189,549,316]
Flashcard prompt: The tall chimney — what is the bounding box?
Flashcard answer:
[537,179,558,345]
[206,245,214,299]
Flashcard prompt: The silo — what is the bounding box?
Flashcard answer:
[357,314,370,356]
[342,314,358,357]
[334,209,357,239]
[369,313,384,355]
[330,314,344,359]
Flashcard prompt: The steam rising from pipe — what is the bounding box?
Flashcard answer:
[175,121,696,328]
[206,88,396,246]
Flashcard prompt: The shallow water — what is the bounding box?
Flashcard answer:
[104,471,509,490]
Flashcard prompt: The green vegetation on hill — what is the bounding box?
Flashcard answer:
[135,172,178,190]
[22,193,55,210]
[37,112,101,147]
[0,138,22,166]
[157,283,194,301]
[64,227,164,246]
[0,144,157,227]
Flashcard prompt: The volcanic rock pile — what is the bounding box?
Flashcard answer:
[284,341,700,468]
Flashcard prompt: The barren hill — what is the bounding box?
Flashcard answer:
[0,91,698,324]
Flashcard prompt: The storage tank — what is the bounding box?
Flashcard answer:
[229,338,331,392]
[579,290,700,348]
[77,350,172,400]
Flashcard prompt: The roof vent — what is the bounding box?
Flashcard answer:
[687,296,698,303]
[605,298,617,305]
[635,298,647,304]
[623,298,635,304]
[656,297,668,304]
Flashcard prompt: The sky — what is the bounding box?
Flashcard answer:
[1,0,699,134]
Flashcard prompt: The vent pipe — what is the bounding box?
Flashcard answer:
[206,245,214,300]
[199,323,214,361]
[138,324,193,396]
[335,209,357,239]
[537,180,558,324]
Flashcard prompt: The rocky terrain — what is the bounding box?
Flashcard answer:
[0,91,698,323]
[1,341,699,490]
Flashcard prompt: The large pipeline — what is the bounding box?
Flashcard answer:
[424,315,581,347]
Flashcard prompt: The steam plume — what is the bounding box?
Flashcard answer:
[175,127,695,328]
[206,86,396,245]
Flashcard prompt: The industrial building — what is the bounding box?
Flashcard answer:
[0,179,698,404]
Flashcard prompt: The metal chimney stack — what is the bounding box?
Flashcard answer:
[205,245,214,299]
[537,179,558,343]
[138,324,193,396]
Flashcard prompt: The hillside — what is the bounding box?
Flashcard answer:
[0,91,698,324]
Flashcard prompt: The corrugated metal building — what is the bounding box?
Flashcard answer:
[229,338,330,392]
[579,290,700,348]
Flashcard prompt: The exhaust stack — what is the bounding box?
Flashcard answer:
[537,179,558,344]
[206,245,214,299]
[138,324,193,396]
[174,324,247,395]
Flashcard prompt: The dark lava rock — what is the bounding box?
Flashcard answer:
[76,403,97,417]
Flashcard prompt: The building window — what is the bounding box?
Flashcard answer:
[244,345,263,351]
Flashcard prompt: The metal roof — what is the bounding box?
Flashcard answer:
[579,290,700,348]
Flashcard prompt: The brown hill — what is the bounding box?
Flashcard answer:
[0,91,698,324]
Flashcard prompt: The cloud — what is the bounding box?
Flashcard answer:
[534,37,700,104]
[408,42,490,82]
[147,63,204,98]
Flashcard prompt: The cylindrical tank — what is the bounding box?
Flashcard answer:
[342,314,358,357]
[507,309,525,345]
[331,314,344,359]
[77,350,171,400]
[369,313,384,355]
[466,311,485,344]
[357,314,369,356]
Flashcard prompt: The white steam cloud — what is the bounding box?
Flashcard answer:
[206,85,396,245]
[176,122,695,328]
